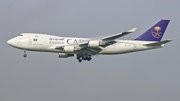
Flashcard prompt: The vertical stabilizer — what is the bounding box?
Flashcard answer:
[135,20,170,41]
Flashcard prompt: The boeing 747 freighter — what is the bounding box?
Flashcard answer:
[7,20,171,62]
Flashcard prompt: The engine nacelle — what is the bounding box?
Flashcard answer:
[63,46,75,53]
[58,53,74,58]
[88,41,100,48]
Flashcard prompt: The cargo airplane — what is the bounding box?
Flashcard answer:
[7,20,171,62]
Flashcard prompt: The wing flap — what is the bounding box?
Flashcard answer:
[81,47,102,55]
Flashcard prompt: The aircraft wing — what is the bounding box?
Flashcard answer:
[80,47,102,55]
[101,27,137,41]
[55,42,89,50]
[55,27,137,54]
[55,44,102,55]
[77,27,137,47]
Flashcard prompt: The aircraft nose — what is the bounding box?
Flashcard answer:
[7,39,12,45]
[7,38,17,46]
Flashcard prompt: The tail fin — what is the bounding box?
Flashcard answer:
[135,20,170,41]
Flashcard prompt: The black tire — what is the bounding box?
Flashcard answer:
[23,54,27,58]
[78,60,82,63]
[77,57,80,60]
[87,57,92,61]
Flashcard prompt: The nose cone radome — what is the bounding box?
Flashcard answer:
[7,38,17,47]
[7,39,11,45]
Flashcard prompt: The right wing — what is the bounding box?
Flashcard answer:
[101,27,137,41]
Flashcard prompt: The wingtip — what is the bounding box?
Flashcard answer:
[128,27,137,32]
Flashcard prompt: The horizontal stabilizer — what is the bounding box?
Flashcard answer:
[144,40,172,46]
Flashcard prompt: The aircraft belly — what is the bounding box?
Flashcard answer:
[99,43,150,55]
[100,43,133,54]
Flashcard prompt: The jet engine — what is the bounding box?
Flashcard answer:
[58,53,74,58]
[88,41,100,48]
[88,41,106,48]
[63,46,75,53]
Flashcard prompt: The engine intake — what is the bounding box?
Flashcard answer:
[63,46,75,53]
[88,41,100,48]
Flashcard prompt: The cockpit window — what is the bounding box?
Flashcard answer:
[19,34,23,36]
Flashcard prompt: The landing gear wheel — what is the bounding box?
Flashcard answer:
[76,54,92,62]
[77,57,80,60]
[23,51,27,58]
[78,59,82,63]
[87,57,92,61]
[23,54,27,58]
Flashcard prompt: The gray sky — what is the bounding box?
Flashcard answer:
[0,0,180,101]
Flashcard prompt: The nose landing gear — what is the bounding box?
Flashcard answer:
[23,54,27,58]
[23,51,27,58]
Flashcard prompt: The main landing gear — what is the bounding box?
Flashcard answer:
[23,51,27,58]
[76,54,92,63]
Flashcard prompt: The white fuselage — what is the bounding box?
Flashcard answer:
[7,33,163,55]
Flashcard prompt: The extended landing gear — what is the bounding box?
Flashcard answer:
[77,54,92,63]
[23,51,27,58]
[78,59,82,63]
[23,54,27,58]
